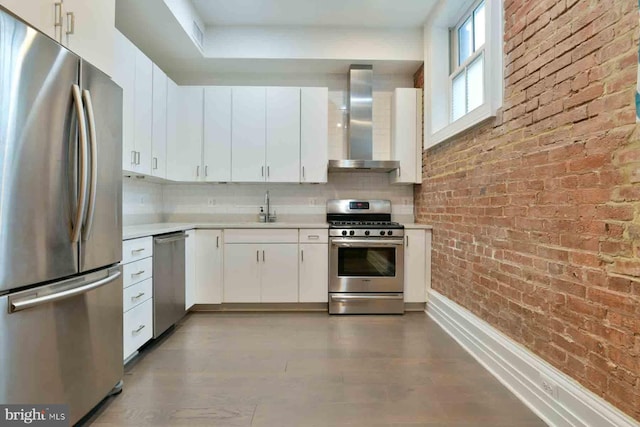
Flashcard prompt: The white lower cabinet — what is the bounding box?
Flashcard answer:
[261,244,298,302]
[223,243,261,302]
[123,298,153,360]
[299,243,328,302]
[403,229,431,303]
[195,229,223,304]
[185,229,196,310]
[122,236,154,361]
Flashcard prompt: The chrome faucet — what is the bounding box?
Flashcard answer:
[264,190,271,222]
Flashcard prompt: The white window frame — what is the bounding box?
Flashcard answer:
[424,0,503,149]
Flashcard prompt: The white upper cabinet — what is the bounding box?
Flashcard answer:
[301,87,328,183]
[0,0,115,75]
[62,0,115,76]
[390,88,422,184]
[151,64,167,179]
[165,78,179,178]
[112,31,136,173]
[266,87,300,183]
[133,48,153,175]
[231,87,266,182]
[167,86,204,181]
[203,87,232,182]
[0,0,56,39]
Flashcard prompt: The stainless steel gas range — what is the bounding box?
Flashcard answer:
[327,200,404,314]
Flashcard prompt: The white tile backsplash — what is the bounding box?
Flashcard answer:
[123,178,164,225]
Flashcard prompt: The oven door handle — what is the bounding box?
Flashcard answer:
[330,294,404,301]
[331,239,404,247]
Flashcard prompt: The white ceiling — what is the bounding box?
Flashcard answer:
[191,0,438,28]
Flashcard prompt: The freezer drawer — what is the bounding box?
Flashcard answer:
[0,267,123,425]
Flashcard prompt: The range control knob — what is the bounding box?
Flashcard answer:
[349,230,355,236]
[380,231,385,236]
[364,230,370,236]
[342,230,347,236]
[387,231,393,236]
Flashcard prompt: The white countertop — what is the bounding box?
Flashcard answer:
[123,222,330,240]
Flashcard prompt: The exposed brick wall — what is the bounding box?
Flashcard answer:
[415,0,640,420]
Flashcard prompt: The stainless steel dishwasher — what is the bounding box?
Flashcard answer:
[153,232,187,338]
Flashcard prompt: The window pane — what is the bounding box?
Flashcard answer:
[452,71,466,121]
[467,54,484,112]
[458,17,473,65]
[474,1,486,50]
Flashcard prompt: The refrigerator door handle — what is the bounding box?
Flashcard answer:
[9,270,121,313]
[71,84,88,244]
[81,89,98,241]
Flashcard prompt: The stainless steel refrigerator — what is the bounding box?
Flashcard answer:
[0,7,123,425]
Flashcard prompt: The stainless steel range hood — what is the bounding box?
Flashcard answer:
[328,65,400,173]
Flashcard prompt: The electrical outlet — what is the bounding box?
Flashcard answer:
[403,198,411,205]
[540,373,559,399]
[309,198,317,206]
[208,198,216,206]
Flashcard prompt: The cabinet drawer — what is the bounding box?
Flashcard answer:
[123,237,153,264]
[123,278,153,312]
[123,257,153,289]
[299,229,328,243]
[224,229,298,244]
[123,298,153,360]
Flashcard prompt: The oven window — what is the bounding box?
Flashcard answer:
[338,247,396,277]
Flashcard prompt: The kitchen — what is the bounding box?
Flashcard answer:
[0,0,639,426]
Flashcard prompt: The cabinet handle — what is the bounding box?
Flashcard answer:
[131,248,145,254]
[261,166,264,177]
[131,292,145,300]
[132,270,145,276]
[398,166,401,177]
[262,250,265,262]
[216,236,219,248]
[196,165,200,177]
[256,250,259,262]
[54,2,63,41]
[133,324,145,334]
[65,11,75,35]
[136,151,141,165]
[153,157,158,170]
[205,165,208,177]
[302,166,305,179]
[301,249,304,262]
[308,235,319,240]
[406,235,409,247]
[267,166,270,177]
[131,151,136,165]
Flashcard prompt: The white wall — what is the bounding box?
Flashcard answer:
[162,173,415,223]
[123,178,164,225]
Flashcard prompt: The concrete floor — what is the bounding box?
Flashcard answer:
[85,312,546,426]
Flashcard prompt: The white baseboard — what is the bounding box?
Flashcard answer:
[426,290,639,427]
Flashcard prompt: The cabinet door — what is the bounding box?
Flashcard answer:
[301,87,328,183]
[63,0,115,76]
[185,229,196,310]
[0,0,56,40]
[165,78,178,178]
[266,87,300,183]
[231,87,266,182]
[299,244,328,302]
[151,64,167,178]
[203,87,231,182]
[223,244,261,302]
[133,48,153,175]
[390,88,420,184]
[404,230,426,302]
[113,31,136,172]
[195,230,223,304]
[167,86,203,181]
[261,244,298,302]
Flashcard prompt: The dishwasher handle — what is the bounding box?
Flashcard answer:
[154,233,188,244]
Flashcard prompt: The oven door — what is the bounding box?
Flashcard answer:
[329,237,404,293]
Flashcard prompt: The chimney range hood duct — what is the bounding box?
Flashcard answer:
[328,65,399,173]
